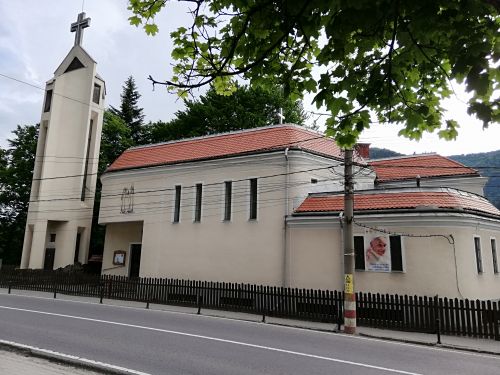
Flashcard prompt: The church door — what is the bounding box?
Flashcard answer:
[129,244,142,278]
[44,248,55,270]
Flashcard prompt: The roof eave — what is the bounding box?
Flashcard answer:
[293,207,500,220]
[104,146,345,175]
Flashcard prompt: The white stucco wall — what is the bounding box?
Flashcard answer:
[100,152,288,284]
[377,176,488,196]
[101,221,143,276]
[100,150,373,285]
[287,213,500,299]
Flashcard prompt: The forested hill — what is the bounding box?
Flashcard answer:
[369,148,500,209]
[449,150,500,209]
[369,147,404,159]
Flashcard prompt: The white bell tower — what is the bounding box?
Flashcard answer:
[20,12,105,270]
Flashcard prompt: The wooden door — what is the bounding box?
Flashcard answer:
[44,248,55,270]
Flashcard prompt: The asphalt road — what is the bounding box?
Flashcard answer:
[0,293,498,375]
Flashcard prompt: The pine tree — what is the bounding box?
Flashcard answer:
[142,84,308,144]
[110,76,145,144]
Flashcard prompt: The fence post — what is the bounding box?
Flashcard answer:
[197,287,202,315]
[436,318,442,344]
[494,303,499,341]
[53,284,57,299]
[99,282,104,304]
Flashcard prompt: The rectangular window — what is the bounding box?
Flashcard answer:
[74,233,81,264]
[249,178,257,220]
[474,236,483,274]
[390,235,403,271]
[43,89,53,112]
[49,233,56,242]
[224,181,232,221]
[492,238,498,274]
[194,183,202,222]
[354,236,365,270]
[173,185,181,223]
[92,84,101,104]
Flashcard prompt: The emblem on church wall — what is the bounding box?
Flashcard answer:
[120,185,134,214]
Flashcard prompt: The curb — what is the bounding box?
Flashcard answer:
[357,333,500,357]
[0,340,144,374]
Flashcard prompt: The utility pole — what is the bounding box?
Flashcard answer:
[343,148,356,334]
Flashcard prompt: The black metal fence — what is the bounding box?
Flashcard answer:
[0,270,498,340]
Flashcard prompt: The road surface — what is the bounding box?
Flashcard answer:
[0,293,498,374]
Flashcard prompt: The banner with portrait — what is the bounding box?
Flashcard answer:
[364,234,391,272]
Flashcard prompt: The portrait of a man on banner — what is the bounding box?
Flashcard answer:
[365,235,391,272]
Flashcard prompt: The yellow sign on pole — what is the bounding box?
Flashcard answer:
[344,274,354,294]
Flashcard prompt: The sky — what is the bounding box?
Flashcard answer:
[0,0,498,156]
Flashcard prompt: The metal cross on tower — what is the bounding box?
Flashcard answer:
[71,12,91,46]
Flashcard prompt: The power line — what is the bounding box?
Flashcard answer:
[0,72,95,108]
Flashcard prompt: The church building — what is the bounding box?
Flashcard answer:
[19,13,500,301]
[97,125,500,300]
[20,13,105,270]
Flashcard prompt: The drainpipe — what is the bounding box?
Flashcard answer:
[283,148,290,287]
[339,212,345,289]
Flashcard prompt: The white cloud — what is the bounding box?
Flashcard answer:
[0,0,497,156]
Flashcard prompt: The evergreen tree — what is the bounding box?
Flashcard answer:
[110,76,145,144]
[0,125,38,265]
[142,84,307,144]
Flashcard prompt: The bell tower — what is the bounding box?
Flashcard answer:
[20,12,105,269]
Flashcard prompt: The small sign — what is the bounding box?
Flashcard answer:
[113,250,126,266]
[344,274,354,294]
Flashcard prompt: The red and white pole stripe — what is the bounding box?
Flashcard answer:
[344,274,356,334]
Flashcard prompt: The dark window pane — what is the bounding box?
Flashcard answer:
[44,90,53,112]
[224,181,232,221]
[354,236,365,270]
[195,183,202,222]
[74,233,81,263]
[491,238,498,274]
[64,57,85,73]
[92,84,101,104]
[174,185,181,223]
[475,237,483,273]
[249,178,257,220]
[390,236,403,271]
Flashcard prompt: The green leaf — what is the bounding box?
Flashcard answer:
[128,15,142,26]
[144,23,159,36]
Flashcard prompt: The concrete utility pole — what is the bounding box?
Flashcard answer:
[343,148,356,334]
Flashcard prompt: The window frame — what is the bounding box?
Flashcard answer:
[389,235,405,272]
[194,183,202,222]
[491,237,498,274]
[173,185,181,223]
[43,89,53,112]
[249,178,258,220]
[474,236,483,274]
[92,83,101,104]
[224,181,232,222]
[354,235,365,271]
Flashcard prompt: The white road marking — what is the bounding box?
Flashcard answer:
[0,304,421,375]
[2,292,499,360]
[0,339,150,375]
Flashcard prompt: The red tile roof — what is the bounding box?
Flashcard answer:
[107,125,346,172]
[296,189,500,217]
[369,154,478,182]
